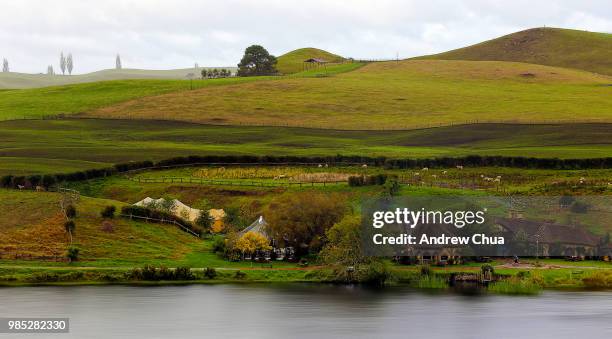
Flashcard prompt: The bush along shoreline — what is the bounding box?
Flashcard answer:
[2,154,612,190]
[2,265,611,294]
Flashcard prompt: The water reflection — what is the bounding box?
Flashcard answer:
[0,284,610,339]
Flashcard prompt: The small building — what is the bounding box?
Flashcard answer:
[494,218,601,257]
[239,216,294,261]
[303,58,328,71]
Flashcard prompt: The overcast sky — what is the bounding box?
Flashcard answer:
[1,0,611,73]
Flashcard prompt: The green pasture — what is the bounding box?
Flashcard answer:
[84,60,612,130]
[1,119,611,176]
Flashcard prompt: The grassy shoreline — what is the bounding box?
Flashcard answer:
[1,264,610,294]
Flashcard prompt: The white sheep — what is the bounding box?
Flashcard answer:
[422,167,429,171]
[456,165,464,170]
[442,170,448,175]
[362,164,368,168]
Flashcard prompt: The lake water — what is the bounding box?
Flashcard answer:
[0,284,611,339]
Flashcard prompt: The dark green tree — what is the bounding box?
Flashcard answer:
[237,45,277,76]
[196,210,213,233]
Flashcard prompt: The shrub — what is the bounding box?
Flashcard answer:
[234,270,247,280]
[174,267,195,280]
[211,235,226,254]
[65,205,77,218]
[419,265,432,276]
[157,266,174,280]
[204,267,217,279]
[101,205,116,218]
[348,175,365,187]
[66,246,79,262]
[64,220,76,233]
[141,265,158,280]
[360,261,393,286]
[481,264,495,275]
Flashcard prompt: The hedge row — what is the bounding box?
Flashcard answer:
[0,160,153,189]
[2,155,611,190]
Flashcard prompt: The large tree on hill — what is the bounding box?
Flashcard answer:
[237,45,277,76]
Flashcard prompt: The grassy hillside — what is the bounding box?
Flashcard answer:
[0,76,271,120]
[0,189,198,264]
[0,67,237,89]
[418,27,612,75]
[276,47,345,74]
[85,59,612,130]
[1,119,611,175]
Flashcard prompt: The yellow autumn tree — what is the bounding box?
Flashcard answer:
[235,232,271,257]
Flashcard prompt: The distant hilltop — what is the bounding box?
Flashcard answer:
[417,27,612,76]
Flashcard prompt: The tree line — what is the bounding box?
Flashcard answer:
[2,155,612,191]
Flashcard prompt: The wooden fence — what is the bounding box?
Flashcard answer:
[120,213,200,237]
[128,176,346,188]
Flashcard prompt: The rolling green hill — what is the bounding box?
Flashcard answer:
[0,189,198,264]
[418,27,612,75]
[85,59,612,130]
[276,47,345,74]
[0,76,272,120]
[0,67,237,89]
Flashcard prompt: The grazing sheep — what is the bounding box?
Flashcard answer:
[493,178,501,183]
[422,167,429,171]
[442,171,448,175]
[35,186,45,192]
[414,172,420,176]
[17,185,25,190]
[431,174,437,179]
[362,164,368,168]
[325,164,328,168]
[456,165,464,170]
[480,174,485,178]
[318,164,323,168]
